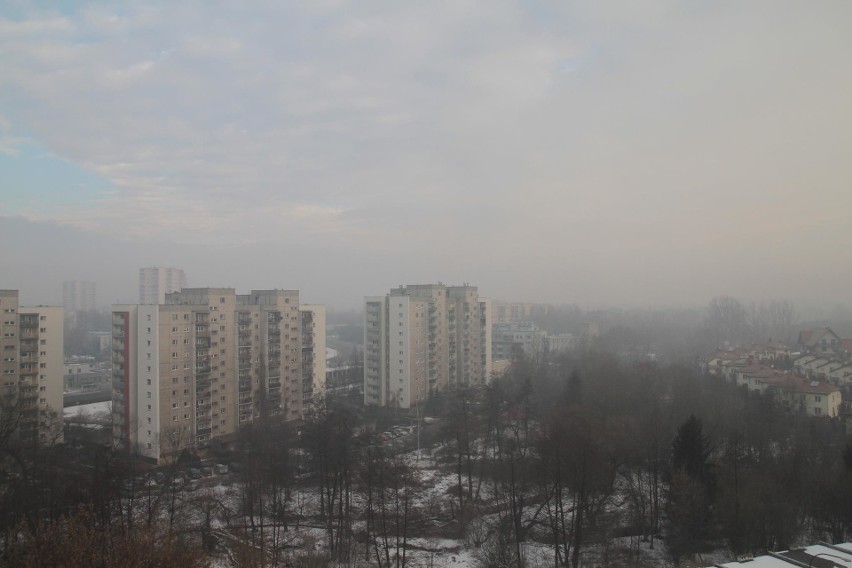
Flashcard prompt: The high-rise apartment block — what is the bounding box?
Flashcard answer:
[63,280,96,312]
[139,267,188,304]
[364,284,491,409]
[112,288,325,461]
[1,290,64,445]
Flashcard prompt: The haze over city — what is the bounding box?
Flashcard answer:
[2,1,851,309]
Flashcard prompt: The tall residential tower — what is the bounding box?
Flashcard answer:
[112,288,324,461]
[364,284,491,409]
[1,290,64,445]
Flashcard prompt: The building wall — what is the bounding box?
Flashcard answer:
[1,291,19,395]
[114,288,319,461]
[1,292,64,446]
[480,298,492,382]
[364,297,387,406]
[301,304,327,401]
[365,284,488,409]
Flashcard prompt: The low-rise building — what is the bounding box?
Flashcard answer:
[492,322,547,361]
[797,327,843,354]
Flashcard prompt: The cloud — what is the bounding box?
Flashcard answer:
[1,1,851,306]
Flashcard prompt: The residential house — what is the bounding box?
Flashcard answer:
[797,327,842,354]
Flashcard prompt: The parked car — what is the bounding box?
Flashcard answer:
[215,463,229,475]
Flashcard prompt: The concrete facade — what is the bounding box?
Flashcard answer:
[0,290,64,445]
[364,284,491,409]
[112,288,325,461]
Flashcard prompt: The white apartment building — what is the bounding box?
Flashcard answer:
[138,267,187,304]
[364,284,491,409]
[112,288,325,461]
[1,290,64,445]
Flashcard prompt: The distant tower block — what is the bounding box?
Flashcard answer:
[139,267,188,304]
[63,280,96,312]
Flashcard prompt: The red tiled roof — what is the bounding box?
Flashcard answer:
[793,378,839,395]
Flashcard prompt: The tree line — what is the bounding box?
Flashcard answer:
[3,346,852,566]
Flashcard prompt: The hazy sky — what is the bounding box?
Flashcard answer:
[2,1,851,309]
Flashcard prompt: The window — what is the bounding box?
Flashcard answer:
[146,379,151,385]
[147,404,152,410]
[40,327,46,333]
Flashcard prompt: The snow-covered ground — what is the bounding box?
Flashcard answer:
[63,400,111,419]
